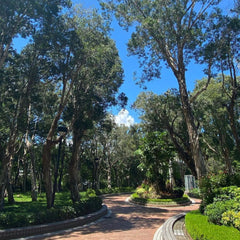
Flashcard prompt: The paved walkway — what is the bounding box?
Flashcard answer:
[28,194,200,240]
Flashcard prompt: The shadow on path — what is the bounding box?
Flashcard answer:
[29,194,200,240]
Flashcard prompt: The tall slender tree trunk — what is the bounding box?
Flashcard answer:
[177,73,207,179]
[69,134,81,203]
[42,141,54,208]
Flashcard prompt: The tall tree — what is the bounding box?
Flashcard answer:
[134,90,197,177]
[200,11,240,156]
[100,0,225,178]
[64,9,125,202]
[0,0,71,68]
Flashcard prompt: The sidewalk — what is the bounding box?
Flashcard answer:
[25,194,200,240]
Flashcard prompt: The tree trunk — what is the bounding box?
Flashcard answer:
[69,134,81,203]
[29,147,38,201]
[42,141,54,208]
[58,140,65,192]
[177,74,207,179]
[166,122,197,177]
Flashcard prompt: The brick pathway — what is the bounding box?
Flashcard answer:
[28,194,200,240]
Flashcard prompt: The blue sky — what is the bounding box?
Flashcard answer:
[76,0,233,125]
[76,0,205,124]
[14,0,233,125]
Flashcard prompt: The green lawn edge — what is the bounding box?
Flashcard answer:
[185,210,240,240]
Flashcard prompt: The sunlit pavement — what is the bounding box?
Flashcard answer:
[25,194,200,240]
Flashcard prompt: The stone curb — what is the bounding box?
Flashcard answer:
[153,213,186,240]
[0,205,108,240]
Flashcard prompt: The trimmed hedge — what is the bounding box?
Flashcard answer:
[185,210,240,240]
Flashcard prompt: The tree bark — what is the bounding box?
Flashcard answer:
[42,141,54,208]
[69,134,81,203]
[177,73,207,179]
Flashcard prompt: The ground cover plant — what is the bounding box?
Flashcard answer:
[0,191,102,229]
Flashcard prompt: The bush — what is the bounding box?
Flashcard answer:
[86,189,97,197]
[199,172,240,213]
[222,210,240,230]
[73,197,102,216]
[203,186,240,229]
[185,210,240,240]
[188,188,201,198]
[0,195,102,229]
[205,200,236,225]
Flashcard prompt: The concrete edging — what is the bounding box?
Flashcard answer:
[153,212,186,240]
[0,205,108,240]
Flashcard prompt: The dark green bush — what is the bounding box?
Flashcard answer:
[73,197,102,216]
[0,212,32,228]
[172,188,184,198]
[205,200,236,225]
[0,196,102,229]
[199,172,240,213]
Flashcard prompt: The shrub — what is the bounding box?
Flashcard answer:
[222,210,240,230]
[188,188,201,198]
[172,188,184,198]
[0,195,102,229]
[204,186,240,228]
[136,187,147,198]
[73,197,102,216]
[205,200,235,225]
[86,188,97,197]
[199,172,240,213]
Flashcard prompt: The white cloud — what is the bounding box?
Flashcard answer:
[114,109,135,127]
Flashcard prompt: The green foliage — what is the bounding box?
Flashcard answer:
[199,172,240,212]
[86,188,97,197]
[97,187,135,195]
[222,210,240,230]
[201,185,240,231]
[187,188,201,199]
[185,210,240,240]
[137,131,175,193]
[131,192,190,205]
[205,200,236,225]
[0,193,102,229]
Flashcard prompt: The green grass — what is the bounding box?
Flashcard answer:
[0,192,102,229]
[131,193,191,205]
[185,210,240,240]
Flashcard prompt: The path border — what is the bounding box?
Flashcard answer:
[153,213,186,240]
[0,205,108,240]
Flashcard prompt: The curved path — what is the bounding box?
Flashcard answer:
[28,194,200,240]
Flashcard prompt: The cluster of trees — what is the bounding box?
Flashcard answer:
[0,0,128,209]
[101,0,240,181]
[0,0,239,210]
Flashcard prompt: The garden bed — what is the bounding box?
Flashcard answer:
[130,193,191,207]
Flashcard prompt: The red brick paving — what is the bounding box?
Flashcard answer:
[30,194,200,240]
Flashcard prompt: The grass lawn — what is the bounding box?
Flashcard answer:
[185,210,240,240]
[0,192,102,229]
